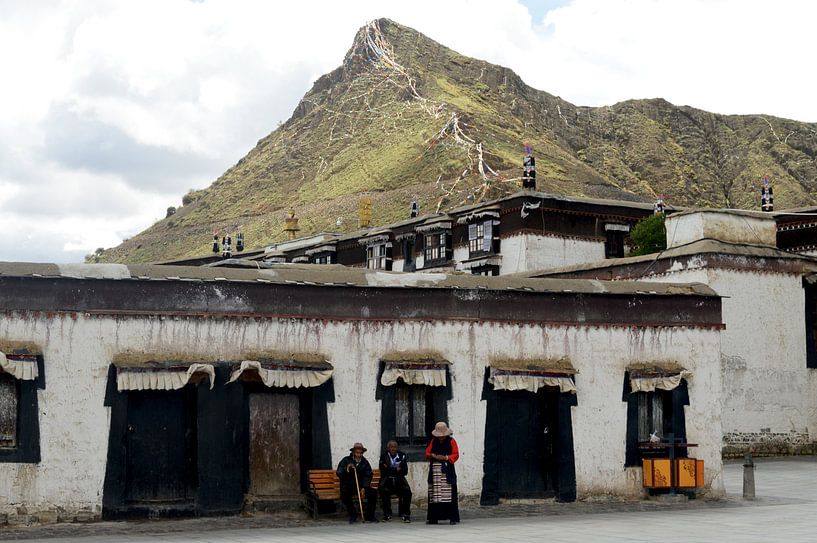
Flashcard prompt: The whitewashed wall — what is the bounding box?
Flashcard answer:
[0,313,723,517]
[499,235,606,274]
[710,269,817,453]
[626,263,817,456]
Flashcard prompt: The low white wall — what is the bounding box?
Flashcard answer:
[710,269,817,455]
[0,313,724,516]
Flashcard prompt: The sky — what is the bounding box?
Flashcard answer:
[1,0,816,263]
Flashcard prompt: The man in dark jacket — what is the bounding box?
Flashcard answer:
[336,442,378,523]
[378,440,412,522]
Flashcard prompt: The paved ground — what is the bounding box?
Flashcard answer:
[3,457,816,542]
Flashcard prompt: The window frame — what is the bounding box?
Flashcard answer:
[365,242,393,270]
[393,382,433,449]
[423,231,450,267]
[467,219,497,258]
[377,363,452,461]
[0,354,44,463]
[311,251,335,265]
[0,373,19,449]
[622,373,688,467]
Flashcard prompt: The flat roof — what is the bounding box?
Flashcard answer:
[517,238,817,278]
[0,261,718,298]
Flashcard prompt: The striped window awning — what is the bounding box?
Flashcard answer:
[488,357,577,394]
[628,364,690,392]
[380,352,449,387]
[113,351,216,391]
[0,353,38,381]
[116,364,215,391]
[229,353,333,389]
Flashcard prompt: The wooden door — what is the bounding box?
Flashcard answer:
[125,389,196,503]
[495,390,554,498]
[248,393,301,497]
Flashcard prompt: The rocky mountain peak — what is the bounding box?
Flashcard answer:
[98,19,817,264]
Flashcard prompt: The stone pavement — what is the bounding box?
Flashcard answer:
[2,457,816,542]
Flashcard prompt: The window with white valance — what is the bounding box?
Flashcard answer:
[377,353,451,458]
[0,343,44,463]
[623,365,690,467]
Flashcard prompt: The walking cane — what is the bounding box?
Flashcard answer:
[351,464,366,522]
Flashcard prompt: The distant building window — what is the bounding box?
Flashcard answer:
[424,233,447,263]
[470,265,500,277]
[604,224,629,259]
[468,220,495,256]
[312,252,334,265]
[367,243,390,270]
[0,374,17,449]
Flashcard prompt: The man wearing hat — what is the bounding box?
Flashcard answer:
[336,442,378,523]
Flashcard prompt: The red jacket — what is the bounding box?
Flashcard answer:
[425,438,459,463]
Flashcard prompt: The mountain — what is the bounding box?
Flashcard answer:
[98,18,817,264]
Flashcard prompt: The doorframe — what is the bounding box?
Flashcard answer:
[479,371,577,505]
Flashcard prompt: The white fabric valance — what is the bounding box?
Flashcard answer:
[460,255,502,270]
[489,371,576,394]
[629,371,690,393]
[456,208,501,224]
[416,221,452,234]
[117,363,215,391]
[229,360,333,388]
[381,364,447,387]
[0,353,38,381]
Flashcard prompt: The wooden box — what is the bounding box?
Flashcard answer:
[642,458,672,488]
[642,458,704,489]
[675,458,705,488]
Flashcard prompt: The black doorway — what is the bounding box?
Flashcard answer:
[495,389,555,498]
[481,381,576,505]
[124,388,198,506]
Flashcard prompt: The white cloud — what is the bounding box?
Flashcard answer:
[0,0,814,263]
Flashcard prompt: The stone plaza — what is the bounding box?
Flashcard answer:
[1,458,815,542]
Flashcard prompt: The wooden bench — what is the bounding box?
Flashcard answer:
[304,468,381,520]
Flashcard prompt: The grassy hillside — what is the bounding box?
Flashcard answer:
[99,19,817,263]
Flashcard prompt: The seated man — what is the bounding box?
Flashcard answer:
[378,440,412,522]
[336,442,378,523]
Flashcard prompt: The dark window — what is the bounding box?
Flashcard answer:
[402,238,416,272]
[366,244,388,269]
[805,281,817,368]
[636,392,669,443]
[605,230,625,258]
[623,375,688,467]
[312,252,334,265]
[424,233,447,263]
[0,374,18,449]
[470,265,500,277]
[378,366,451,461]
[0,355,43,463]
[394,384,432,447]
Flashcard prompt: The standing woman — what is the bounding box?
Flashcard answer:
[425,421,460,525]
